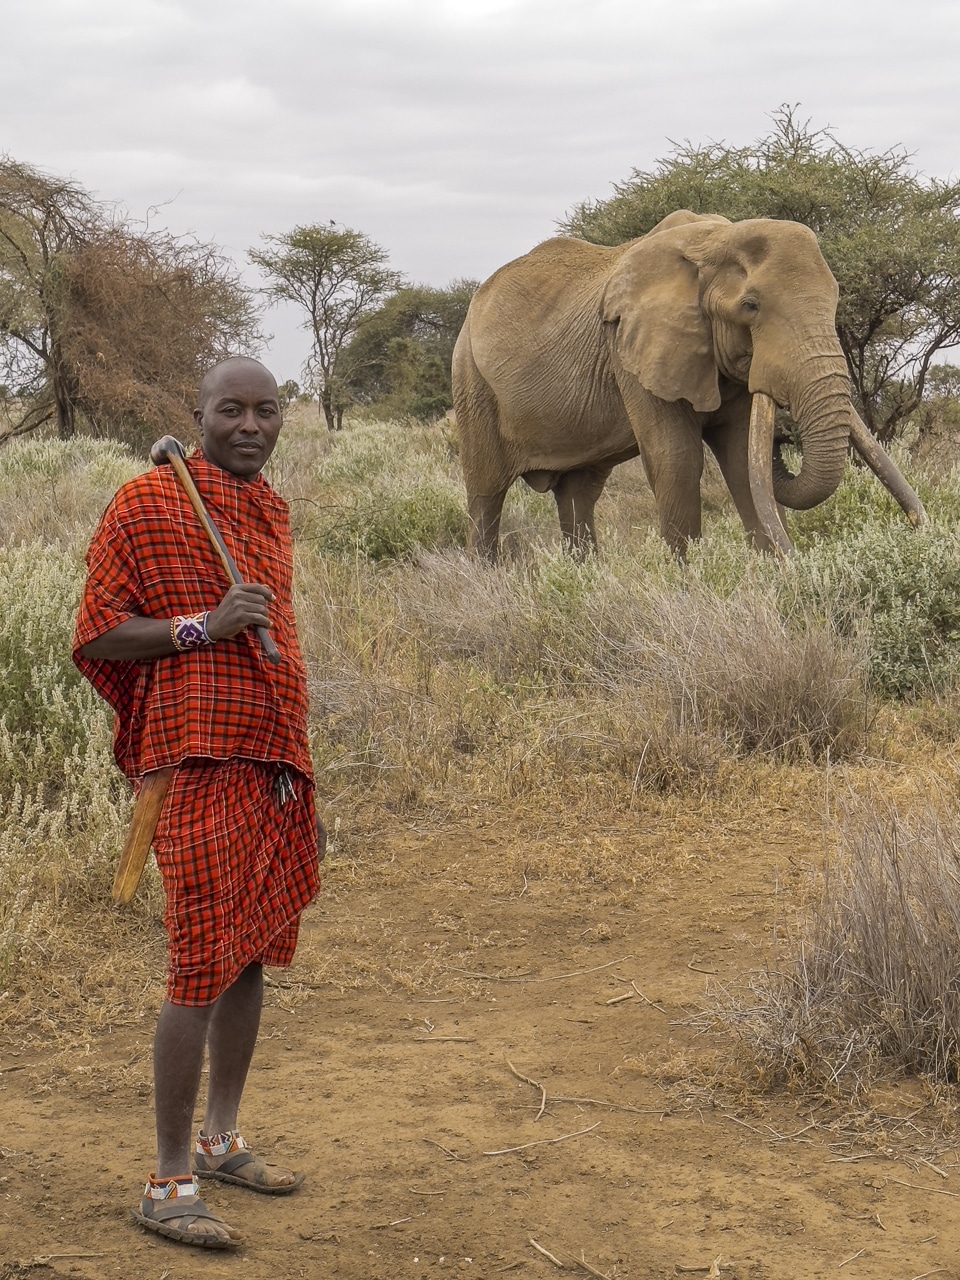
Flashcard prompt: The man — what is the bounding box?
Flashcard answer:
[74,357,324,1250]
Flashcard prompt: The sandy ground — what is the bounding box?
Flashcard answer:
[2,801,959,1280]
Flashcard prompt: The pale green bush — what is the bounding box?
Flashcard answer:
[0,538,130,987]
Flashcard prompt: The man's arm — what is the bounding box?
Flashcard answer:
[79,583,274,660]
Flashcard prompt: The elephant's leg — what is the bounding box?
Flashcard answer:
[705,405,784,553]
[467,487,511,560]
[616,382,705,554]
[453,336,516,561]
[551,465,614,555]
[641,427,705,553]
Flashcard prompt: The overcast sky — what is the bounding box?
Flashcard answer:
[3,0,958,381]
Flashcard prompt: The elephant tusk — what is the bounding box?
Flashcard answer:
[747,393,793,554]
[848,412,927,527]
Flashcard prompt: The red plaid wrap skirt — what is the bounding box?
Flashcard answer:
[150,757,322,1006]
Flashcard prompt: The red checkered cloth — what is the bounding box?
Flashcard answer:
[152,758,321,1005]
[74,451,322,1005]
[73,451,312,779]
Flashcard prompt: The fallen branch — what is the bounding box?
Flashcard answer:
[675,1257,727,1275]
[447,957,632,985]
[529,1238,565,1268]
[551,1095,661,1115]
[423,1138,465,1161]
[889,1179,959,1199]
[413,1036,476,1043]
[507,1060,547,1120]
[630,981,668,1013]
[839,1249,865,1268]
[566,1251,613,1279]
[722,1114,765,1136]
[484,1122,600,1156]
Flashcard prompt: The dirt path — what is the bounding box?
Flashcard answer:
[2,807,958,1279]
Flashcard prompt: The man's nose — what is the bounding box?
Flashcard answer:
[237,409,260,432]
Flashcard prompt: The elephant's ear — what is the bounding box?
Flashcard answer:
[601,224,722,413]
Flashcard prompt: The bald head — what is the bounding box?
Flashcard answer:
[198,357,279,414]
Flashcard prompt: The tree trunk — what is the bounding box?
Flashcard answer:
[51,340,77,439]
[319,387,336,431]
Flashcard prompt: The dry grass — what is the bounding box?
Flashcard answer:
[702,781,960,1098]
[0,412,956,1068]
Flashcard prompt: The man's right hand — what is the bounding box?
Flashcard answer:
[205,583,273,641]
[78,582,275,661]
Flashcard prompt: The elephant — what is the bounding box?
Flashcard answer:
[451,210,925,557]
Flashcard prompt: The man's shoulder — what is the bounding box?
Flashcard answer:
[108,466,177,516]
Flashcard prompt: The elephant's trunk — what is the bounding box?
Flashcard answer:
[770,369,853,511]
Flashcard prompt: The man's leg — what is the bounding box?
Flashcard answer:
[203,961,263,1134]
[146,997,240,1244]
[197,962,301,1191]
[154,1001,211,1176]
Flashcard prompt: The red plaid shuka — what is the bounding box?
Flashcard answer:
[73,451,312,780]
[73,451,322,1005]
[152,757,319,1005]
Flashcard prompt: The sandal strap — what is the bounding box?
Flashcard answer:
[142,1196,223,1225]
[205,1149,256,1177]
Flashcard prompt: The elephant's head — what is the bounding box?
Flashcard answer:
[600,212,913,529]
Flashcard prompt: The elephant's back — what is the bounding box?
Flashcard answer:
[470,238,622,320]
[463,238,624,379]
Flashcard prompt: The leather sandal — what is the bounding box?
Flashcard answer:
[194,1146,304,1195]
[132,1191,241,1248]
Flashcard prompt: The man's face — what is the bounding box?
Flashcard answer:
[194,360,282,480]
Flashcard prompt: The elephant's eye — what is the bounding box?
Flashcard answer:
[741,298,759,314]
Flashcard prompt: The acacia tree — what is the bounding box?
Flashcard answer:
[0,156,260,444]
[250,224,404,430]
[0,158,95,437]
[559,108,960,443]
[341,280,477,420]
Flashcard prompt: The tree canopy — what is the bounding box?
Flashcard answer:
[559,108,960,443]
[341,280,476,420]
[0,157,260,446]
[250,224,403,430]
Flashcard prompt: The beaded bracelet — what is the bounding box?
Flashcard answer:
[170,612,212,652]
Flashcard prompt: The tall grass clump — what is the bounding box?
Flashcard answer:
[0,544,132,989]
[291,539,869,812]
[0,435,142,543]
[705,792,960,1098]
